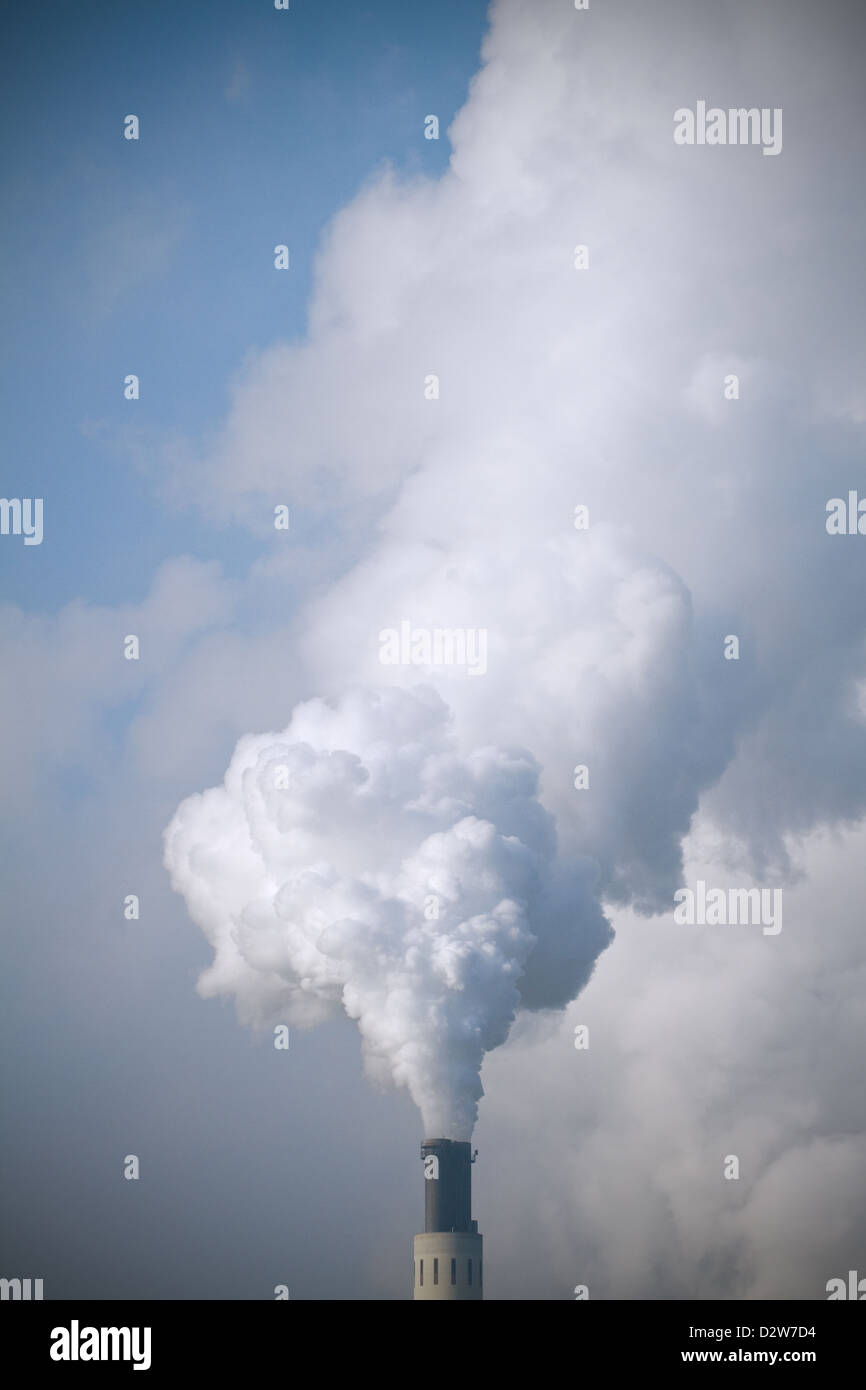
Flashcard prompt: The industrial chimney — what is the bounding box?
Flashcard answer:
[412,1139,483,1300]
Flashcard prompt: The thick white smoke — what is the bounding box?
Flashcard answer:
[163,0,866,1159]
[164,685,610,1137]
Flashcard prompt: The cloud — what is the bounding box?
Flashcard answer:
[0,557,234,814]
[164,0,866,894]
[479,821,866,1298]
[161,0,866,1200]
[164,684,611,1137]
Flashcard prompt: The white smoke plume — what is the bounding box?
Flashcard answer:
[164,685,611,1137]
[164,0,866,1151]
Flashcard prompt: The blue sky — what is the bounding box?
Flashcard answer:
[0,0,489,610]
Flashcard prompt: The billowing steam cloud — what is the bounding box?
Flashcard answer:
[164,0,866,1155]
[164,685,611,1137]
